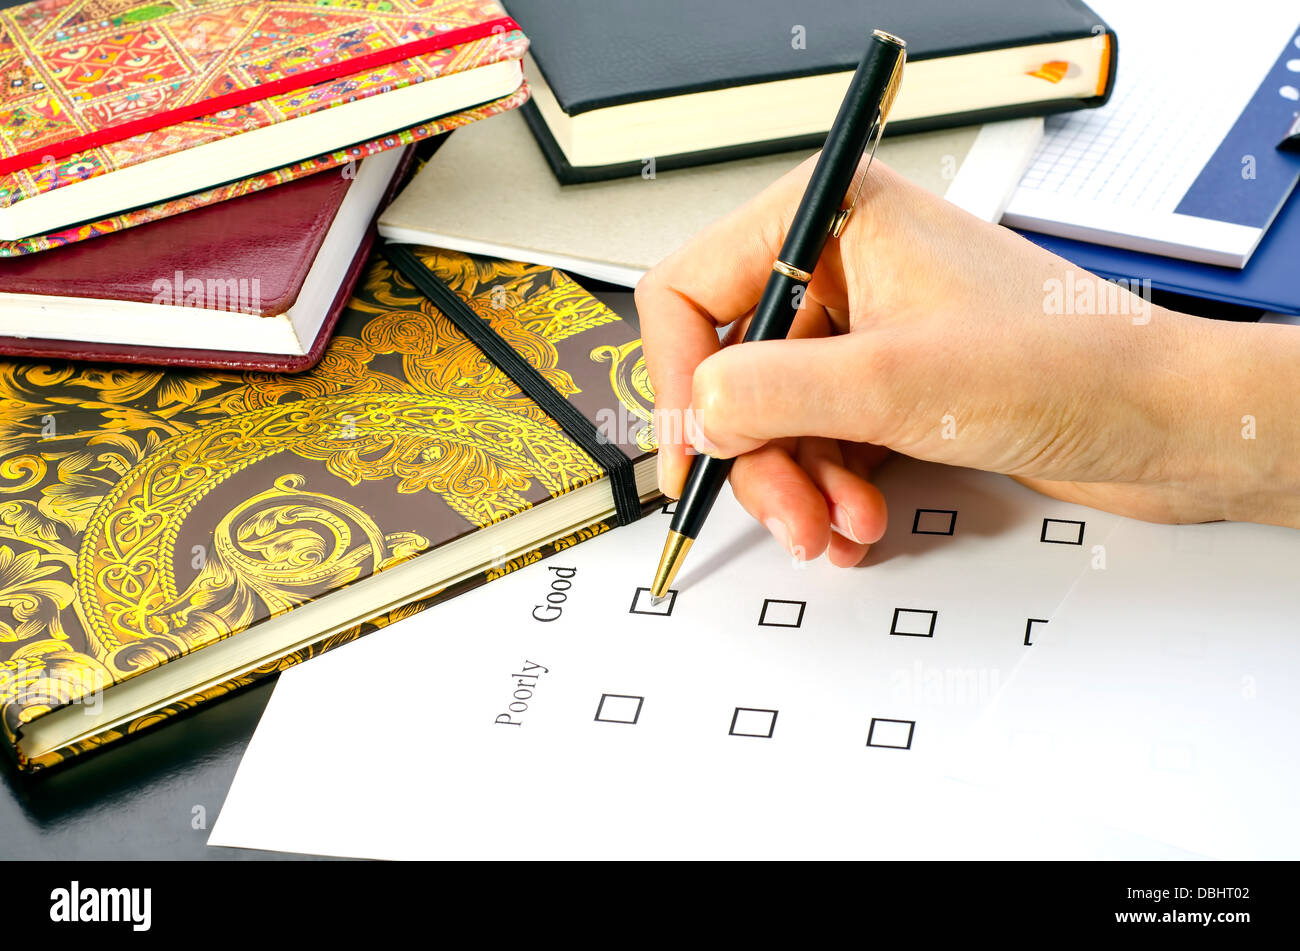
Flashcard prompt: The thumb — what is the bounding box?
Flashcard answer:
[689,333,897,458]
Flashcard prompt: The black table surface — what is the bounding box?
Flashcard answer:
[1,681,336,860]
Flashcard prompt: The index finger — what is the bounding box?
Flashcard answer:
[635,154,818,497]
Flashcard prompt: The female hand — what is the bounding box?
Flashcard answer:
[635,153,1300,566]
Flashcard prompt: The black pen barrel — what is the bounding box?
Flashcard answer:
[780,32,904,275]
[664,30,904,547]
[670,453,733,539]
[670,270,801,538]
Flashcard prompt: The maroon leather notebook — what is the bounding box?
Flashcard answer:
[0,149,413,373]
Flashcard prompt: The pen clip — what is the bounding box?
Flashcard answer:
[829,113,884,238]
[830,44,905,239]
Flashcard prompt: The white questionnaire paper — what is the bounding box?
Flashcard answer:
[208,458,1164,859]
[956,515,1300,859]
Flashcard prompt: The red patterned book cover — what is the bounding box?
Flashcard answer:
[0,0,526,210]
[0,81,527,256]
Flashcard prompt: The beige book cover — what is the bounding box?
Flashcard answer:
[379,108,1041,286]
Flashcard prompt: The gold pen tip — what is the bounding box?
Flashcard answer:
[650,531,694,600]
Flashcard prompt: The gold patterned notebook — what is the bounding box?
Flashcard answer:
[0,247,658,771]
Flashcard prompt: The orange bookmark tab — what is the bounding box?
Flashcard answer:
[1027,60,1071,83]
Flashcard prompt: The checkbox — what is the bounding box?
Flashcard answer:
[1024,617,1048,646]
[1040,518,1085,545]
[912,508,957,535]
[661,500,677,515]
[729,707,778,738]
[867,717,915,750]
[890,607,937,638]
[629,585,676,616]
[594,694,644,724]
[758,598,805,628]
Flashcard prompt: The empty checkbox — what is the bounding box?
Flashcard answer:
[595,694,644,724]
[630,585,676,616]
[1024,617,1048,646]
[729,707,778,738]
[1040,518,1085,545]
[867,718,915,750]
[890,607,937,637]
[912,508,957,535]
[759,598,805,628]
[661,500,677,515]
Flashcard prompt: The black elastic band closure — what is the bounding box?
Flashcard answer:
[384,244,642,526]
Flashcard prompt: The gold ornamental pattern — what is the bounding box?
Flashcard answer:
[414,246,657,452]
[0,249,650,766]
[37,517,616,771]
[591,340,656,453]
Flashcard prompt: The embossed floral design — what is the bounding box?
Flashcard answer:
[0,545,74,643]
[0,248,648,769]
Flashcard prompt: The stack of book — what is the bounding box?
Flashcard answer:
[0,0,1123,771]
[382,0,1118,284]
[0,0,670,772]
[0,0,531,366]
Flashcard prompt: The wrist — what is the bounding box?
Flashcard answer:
[1178,317,1300,528]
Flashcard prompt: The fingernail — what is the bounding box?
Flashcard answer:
[764,517,800,558]
[830,504,864,544]
[690,427,721,458]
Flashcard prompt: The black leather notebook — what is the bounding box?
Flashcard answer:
[504,0,1117,183]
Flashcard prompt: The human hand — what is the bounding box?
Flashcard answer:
[636,153,1300,565]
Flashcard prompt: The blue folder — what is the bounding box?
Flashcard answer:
[1019,182,1300,316]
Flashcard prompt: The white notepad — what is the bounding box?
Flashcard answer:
[1002,0,1300,267]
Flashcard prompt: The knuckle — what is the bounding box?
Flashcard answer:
[632,273,657,312]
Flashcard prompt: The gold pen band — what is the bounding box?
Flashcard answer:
[772,260,813,282]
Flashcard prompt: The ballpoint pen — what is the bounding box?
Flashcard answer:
[650,28,906,601]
